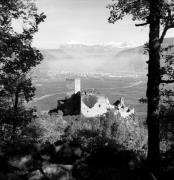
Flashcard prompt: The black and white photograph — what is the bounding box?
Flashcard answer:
[0,0,174,179]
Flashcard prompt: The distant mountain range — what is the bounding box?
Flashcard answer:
[33,38,174,79]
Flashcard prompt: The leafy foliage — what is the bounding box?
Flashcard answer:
[24,113,67,143]
[0,0,46,136]
[107,0,149,24]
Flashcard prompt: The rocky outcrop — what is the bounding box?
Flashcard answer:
[113,97,135,118]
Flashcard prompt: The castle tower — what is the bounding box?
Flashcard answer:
[74,78,81,93]
[120,97,125,108]
[66,78,81,97]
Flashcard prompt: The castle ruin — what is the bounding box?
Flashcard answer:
[49,78,134,118]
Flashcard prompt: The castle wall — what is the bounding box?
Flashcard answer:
[64,78,134,118]
[81,95,114,118]
[81,94,134,118]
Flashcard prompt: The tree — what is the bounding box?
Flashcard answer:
[107,0,174,177]
[0,0,46,136]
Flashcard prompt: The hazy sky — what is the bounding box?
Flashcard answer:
[32,0,173,49]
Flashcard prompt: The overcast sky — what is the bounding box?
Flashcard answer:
[32,0,173,49]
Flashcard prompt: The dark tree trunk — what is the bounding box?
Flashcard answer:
[12,89,19,139]
[147,0,162,178]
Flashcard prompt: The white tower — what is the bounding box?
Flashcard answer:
[66,78,81,97]
[74,78,81,93]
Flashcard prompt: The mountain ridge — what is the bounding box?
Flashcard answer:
[34,37,174,78]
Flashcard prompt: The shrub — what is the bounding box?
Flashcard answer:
[23,113,67,143]
[99,111,148,156]
[112,115,147,155]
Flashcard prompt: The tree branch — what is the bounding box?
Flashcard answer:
[135,22,149,26]
[160,9,174,43]
[160,24,174,43]
[161,80,174,84]
[160,26,169,44]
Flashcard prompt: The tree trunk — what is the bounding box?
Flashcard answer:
[12,89,19,139]
[147,0,162,178]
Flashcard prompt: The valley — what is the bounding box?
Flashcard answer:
[30,38,174,119]
[30,75,147,120]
